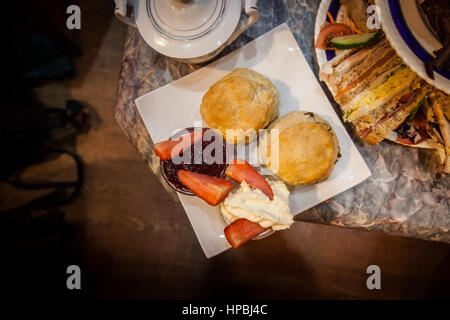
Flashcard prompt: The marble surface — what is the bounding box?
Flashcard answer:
[114,0,450,243]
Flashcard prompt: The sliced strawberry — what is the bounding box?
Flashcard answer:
[154,130,203,160]
[225,159,274,200]
[224,218,267,249]
[154,140,181,160]
[177,170,233,206]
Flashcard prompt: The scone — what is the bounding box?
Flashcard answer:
[260,111,340,185]
[200,68,279,144]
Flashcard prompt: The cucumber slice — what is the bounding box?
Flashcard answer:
[330,32,382,49]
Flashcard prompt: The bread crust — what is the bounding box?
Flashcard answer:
[260,111,340,185]
[200,68,279,144]
[363,87,429,145]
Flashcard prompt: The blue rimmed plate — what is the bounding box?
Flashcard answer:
[376,0,449,94]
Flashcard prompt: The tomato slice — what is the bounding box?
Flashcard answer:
[315,23,353,49]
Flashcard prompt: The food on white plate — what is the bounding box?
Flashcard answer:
[200,68,279,144]
[317,0,450,173]
[260,111,340,185]
[220,178,293,231]
[222,158,293,249]
[171,154,291,249]
[177,170,233,206]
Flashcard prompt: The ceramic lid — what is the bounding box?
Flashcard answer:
[135,0,242,60]
[148,0,225,40]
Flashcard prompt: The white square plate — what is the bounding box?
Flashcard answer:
[136,23,371,258]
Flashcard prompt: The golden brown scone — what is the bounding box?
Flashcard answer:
[200,68,279,144]
[260,111,340,185]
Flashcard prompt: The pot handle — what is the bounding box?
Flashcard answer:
[226,0,259,45]
[114,0,137,28]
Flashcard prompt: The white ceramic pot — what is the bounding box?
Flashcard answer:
[115,0,259,63]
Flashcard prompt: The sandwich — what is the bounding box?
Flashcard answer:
[317,0,450,172]
[320,38,430,146]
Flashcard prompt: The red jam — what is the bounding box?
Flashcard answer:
[161,128,228,192]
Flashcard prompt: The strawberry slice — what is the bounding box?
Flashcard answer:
[225,159,274,200]
[177,170,233,206]
[154,130,203,160]
[224,218,267,249]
